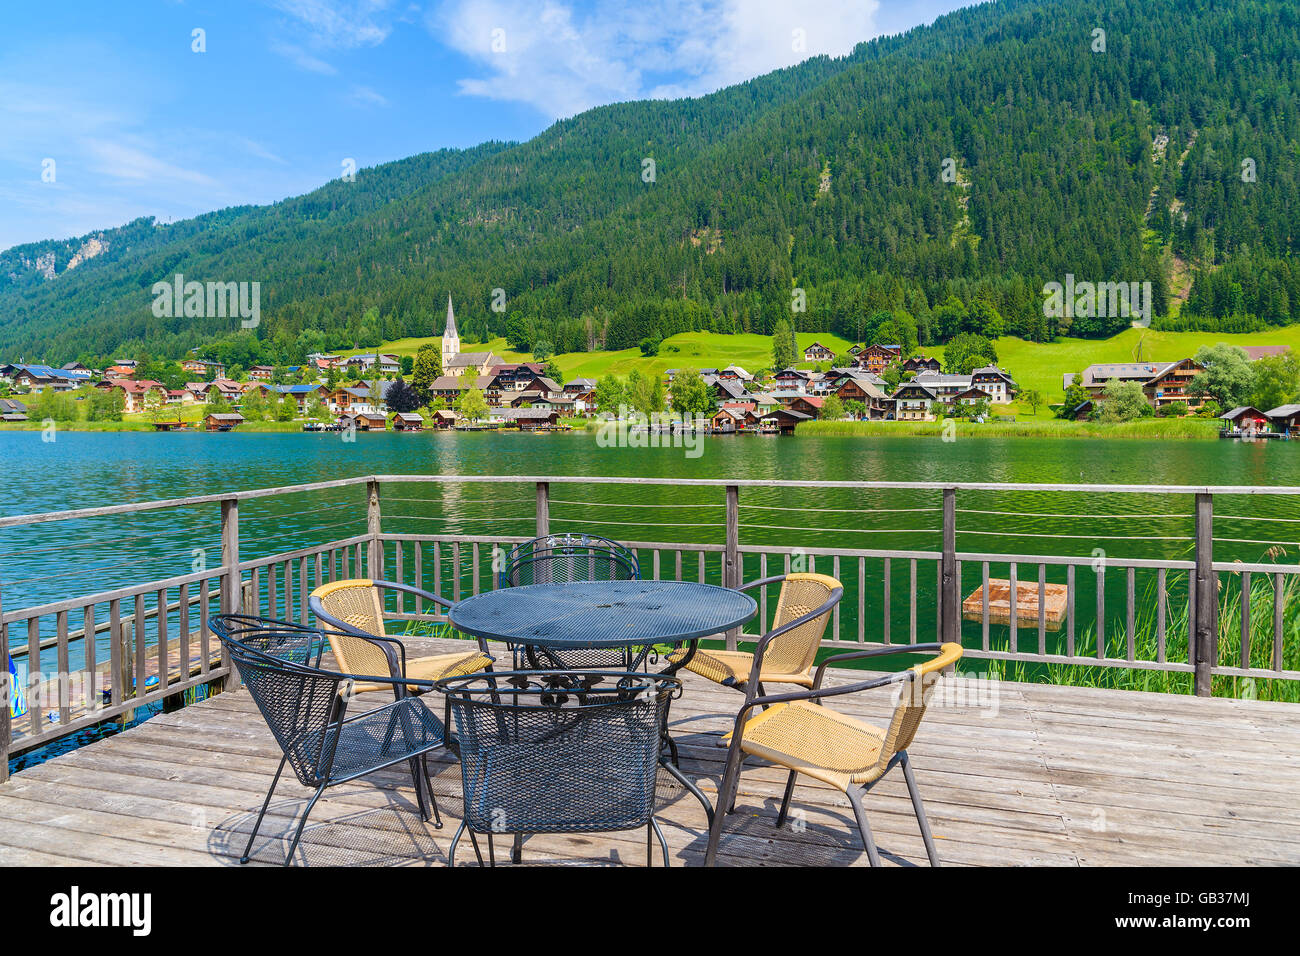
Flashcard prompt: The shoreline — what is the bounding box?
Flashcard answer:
[0,418,1230,439]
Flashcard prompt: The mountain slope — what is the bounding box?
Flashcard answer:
[2,0,1298,365]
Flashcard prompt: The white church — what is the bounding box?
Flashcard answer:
[440,295,499,377]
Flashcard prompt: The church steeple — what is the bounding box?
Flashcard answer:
[441,294,459,368]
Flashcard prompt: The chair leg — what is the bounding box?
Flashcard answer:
[776,769,798,827]
[660,758,714,828]
[447,820,466,868]
[284,784,327,867]
[469,830,485,867]
[487,832,497,867]
[728,755,748,813]
[649,817,671,867]
[900,751,940,867]
[511,832,523,864]
[846,786,881,867]
[242,754,288,864]
[704,741,746,866]
[408,757,429,821]
[421,755,443,829]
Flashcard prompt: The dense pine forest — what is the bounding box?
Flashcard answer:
[1,0,1298,367]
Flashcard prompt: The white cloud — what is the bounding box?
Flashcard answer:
[348,85,390,106]
[270,0,397,49]
[269,40,339,74]
[430,0,881,118]
[83,139,218,187]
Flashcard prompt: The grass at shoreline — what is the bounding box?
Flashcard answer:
[0,419,305,433]
[799,418,1222,439]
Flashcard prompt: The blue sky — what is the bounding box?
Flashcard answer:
[0,0,971,251]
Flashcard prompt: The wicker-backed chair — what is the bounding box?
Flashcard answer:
[309,578,493,697]
[435,670,679,867]
[210,615,450,866]
[668,573,842,694]
[499,533,641,669]
[704,641,963,867]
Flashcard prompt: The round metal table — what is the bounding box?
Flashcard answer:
[449,579,756,840]
[449,579,757,671]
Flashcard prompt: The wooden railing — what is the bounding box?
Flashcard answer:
[4,475,1299,783]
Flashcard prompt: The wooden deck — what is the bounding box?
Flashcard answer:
[2,636,1298,867]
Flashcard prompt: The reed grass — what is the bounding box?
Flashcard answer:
[799,418,1222,439]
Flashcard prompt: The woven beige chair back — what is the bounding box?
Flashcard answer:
[761,573,840,676]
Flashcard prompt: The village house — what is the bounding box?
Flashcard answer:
[1266,404,1300,436]
[429,409,458,429]
[0,398,28,421]
[970,366,1018,404]
[97,379,168,413]
[760,407,812,434]
[490,363,549,391]
[717,365,753,382]
[0,364,88,392]
[307,353,344,371]
[802,341,835,362]
[343,410,388,431]
[345,353,401,376]
[391,412,424,431]
[855,344,902,376]
[204,412,245,431]
[784,395,825,419]
[247,365,275,382]
[772,368,811,393]
[1220,406,1271,436]
[902,355,942,375]
[711,401,759,432]
[832,374,894,419]
[490,407,561,430]
[893,382,939,421]
[103,364,136,380]
[1064,360,1205,411]
[180,358,226,377]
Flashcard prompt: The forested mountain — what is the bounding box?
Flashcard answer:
[2,0,1298,367]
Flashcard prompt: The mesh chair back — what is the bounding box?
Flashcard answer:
[310,580,396,677]
[762,573,840,676]
[502,533,639,587]
[209,614,323,666]
[438,671,677,834]
[876,642,963,770]
[500,534,640,669]
[216,624,346,788]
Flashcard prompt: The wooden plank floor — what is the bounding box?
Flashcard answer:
[2,636,1298,867]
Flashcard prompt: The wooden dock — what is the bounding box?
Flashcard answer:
[1,635,1298,867]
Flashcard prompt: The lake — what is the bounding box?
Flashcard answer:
[4,430,1300,617]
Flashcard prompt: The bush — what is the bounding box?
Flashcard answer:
[1158,401,1189,418]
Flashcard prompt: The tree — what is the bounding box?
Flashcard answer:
[400,355,414,376]
[820,395,846,420]
[87,388,125,422]
[670,368,713,416]
[639,335,661,356]
[456,387,488,422]
[1098,379,1153,422]
[594,375,626,415]
[543,361,565,386]
[772,318,796,371]
[626,368,663,415]
[1190,344,1255,408]
[532,340,555,363]
[943,333,998,375]
[411,345,442,404]
[1021,388,1044,416]
[843,399,866,420]
[305,396,328,420]
[385,376,423,413]
[274,394,297,421]
[1158,401,1189,417]
[1059,373,1090,417]
[1250,353,1300,411]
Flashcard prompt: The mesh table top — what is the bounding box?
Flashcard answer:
[449,580,757,649]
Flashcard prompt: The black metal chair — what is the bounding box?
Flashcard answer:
[435,670,680,867]
[210,614,451,866]
[498,533,641,669]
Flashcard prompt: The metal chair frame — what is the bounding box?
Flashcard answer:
[211,615,455,866]
[704,642,954,868]
[436,669,679,867]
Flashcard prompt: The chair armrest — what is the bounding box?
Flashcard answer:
[736,574,787,593]
[371,580,454,612]
[812,642,945,689]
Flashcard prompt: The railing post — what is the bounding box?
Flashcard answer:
[1194,492,1216,696]
[941,487,958,646]
[725,484,740,651]
[536,481,550,537]
[220,496,241,690]
[0,582,9,784]
[367,479,382,578]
